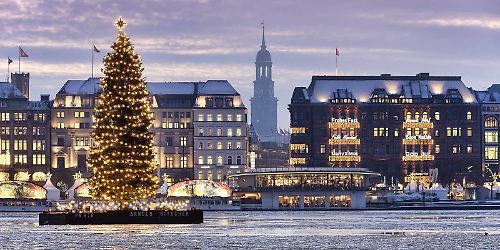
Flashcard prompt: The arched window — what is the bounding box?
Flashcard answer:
[405,112,412,121]
[236,156,242,165]
[197,156,204,165]
[466,111,472,120]
[434,112,440,121]
[227,156,233,165]
[414,112,420,121]
[198,171,204,180]
[485,117,498,128]
[207,171,213,180]
[422,112,428,120]
[207,156,213,165]
[217,171,222,180]
[217,156,223,166]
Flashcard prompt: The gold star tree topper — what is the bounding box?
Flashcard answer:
[115,16,127,31]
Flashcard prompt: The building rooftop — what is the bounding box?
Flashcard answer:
[294,73,477,104]
[0,82,25,99]
[475,84,500,103]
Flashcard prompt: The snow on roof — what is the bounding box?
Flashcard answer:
[475,84,500,103]
[58,78,100,95]
[0,82,25,98]
[198,80,238,95]
[307,75,477,103]
[147,82,196,95]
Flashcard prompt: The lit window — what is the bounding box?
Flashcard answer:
[227,128,233,137]
[405,112,412,121]
[180,156,187,168]
[236,128,242,136]
[198,114,204,121]
[227,142,232,150]
[217,156,223,166]
[394,128,399,137]
[217,171,222,180]
[198,171,204,180]
[485,117,498,128]
[180,136,187,147]
[207,156,213,164]
[74,111,85,118]
[236,142,242,149]
[207,114,213,121]
[435,145,440,154]
[466,111,472,120]
[217,114,222,121]
[207,171,213,180]
[198,156,204,164]
[467,128,472,137]
[452,145,461,154]
[485,131,499,143]
[434,112,440,121]
[1,113,10,121]
[217,142,222,150]
[320,144,326,154]
[57,111,65,118]
[217,128,222,136]
[165,157,174,168]
[467,145,473,153]
[236,114,242,122]
[227,114,233,121]
[485,146,498,160]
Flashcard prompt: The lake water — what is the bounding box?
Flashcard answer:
[0,210,499,249]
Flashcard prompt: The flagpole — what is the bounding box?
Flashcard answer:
[91,44,94,79]
[7,59,9,82]
[18,46,21,73]
[335,53,338,76]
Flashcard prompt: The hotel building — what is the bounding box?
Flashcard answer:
[50,78,248,187]
[0,75,51,186]
[289,73,482,186]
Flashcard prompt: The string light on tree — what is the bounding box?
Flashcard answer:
[88,16,158,209]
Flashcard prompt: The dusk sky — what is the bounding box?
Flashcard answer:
[1,0,499,129]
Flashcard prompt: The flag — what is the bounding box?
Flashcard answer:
[336,48,340,56]
[93,44,100,53]
[19,47,28,57]
[8,57,13,64]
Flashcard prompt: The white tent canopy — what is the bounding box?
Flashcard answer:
[43,178,60,201]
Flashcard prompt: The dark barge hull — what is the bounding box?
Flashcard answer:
[39,210,203,225]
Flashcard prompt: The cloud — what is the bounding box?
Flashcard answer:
[415,17,500,29]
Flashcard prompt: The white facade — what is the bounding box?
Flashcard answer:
[193,94,248,181]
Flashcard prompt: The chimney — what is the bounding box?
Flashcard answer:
[40,94,50,101]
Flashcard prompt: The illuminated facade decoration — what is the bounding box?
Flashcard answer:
[289,73,482,185]
[0,81,51,186]
[167,179,232,198]
[0,181,46,199]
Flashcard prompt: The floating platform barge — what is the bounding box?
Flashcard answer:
[39,210,203,225]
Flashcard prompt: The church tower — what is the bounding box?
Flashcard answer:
[250,23,278,141]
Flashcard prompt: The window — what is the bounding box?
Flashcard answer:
[57,157,65,169]
[166,156,174,168]
[236,142,242,149]
[217,171,222,180]
[227,128,233,137]
[1,126,9,135]
[14,113,26,121]
[0,140,9,151]
[452,145,461,154]
[485,117,498,128]
[217,142,222,150]
[227,141,232,150]
[236,156,242,165]
[467,145,473,153]
[33,126,45,135]
[14,127,27,135]
[57,122,65,129]
[467,128,473,137]
[180,156,187,168]
[198,171,204,180]
[434,112,440,121]
[373,128,388,137]
[405,112,412,121]
[75,137,89,146]
[485,131,498,143]
[13,140,27,151]
[435,129,440,137]
[227,114,233,121]
[485,146,498,160]
[207,128,212,136]
[33,154,46,165]
[198,142,203,149]
[217,128,222,136]
[227,156,233,165]
[217,114,222,121]
[320,144,326,154]
[207,171,213,180]
[394,128,399,137]
[197,114,204,121]
[180,137,187,147]
[165,137,173,146]
[1,112,10,121]
[57,111,65,118]
[217,156,223,166]
[207,114,213,121]
[236,128,242,136]
[33,140,45,151]
[435,145,440,154]
[207,156,213,164]
[57,137,65,146]
[33,113,46,122]
[74,111,85,118]
[236,114,242,122]
[198,128,204,136]
[466,111,472,120]
[14,154,27,164]
[207,142,213,149]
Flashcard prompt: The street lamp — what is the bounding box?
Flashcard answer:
[485,164,499,200]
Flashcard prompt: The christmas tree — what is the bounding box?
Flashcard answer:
[88,17,158,209]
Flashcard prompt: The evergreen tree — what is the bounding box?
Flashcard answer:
[88,17,158,208]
